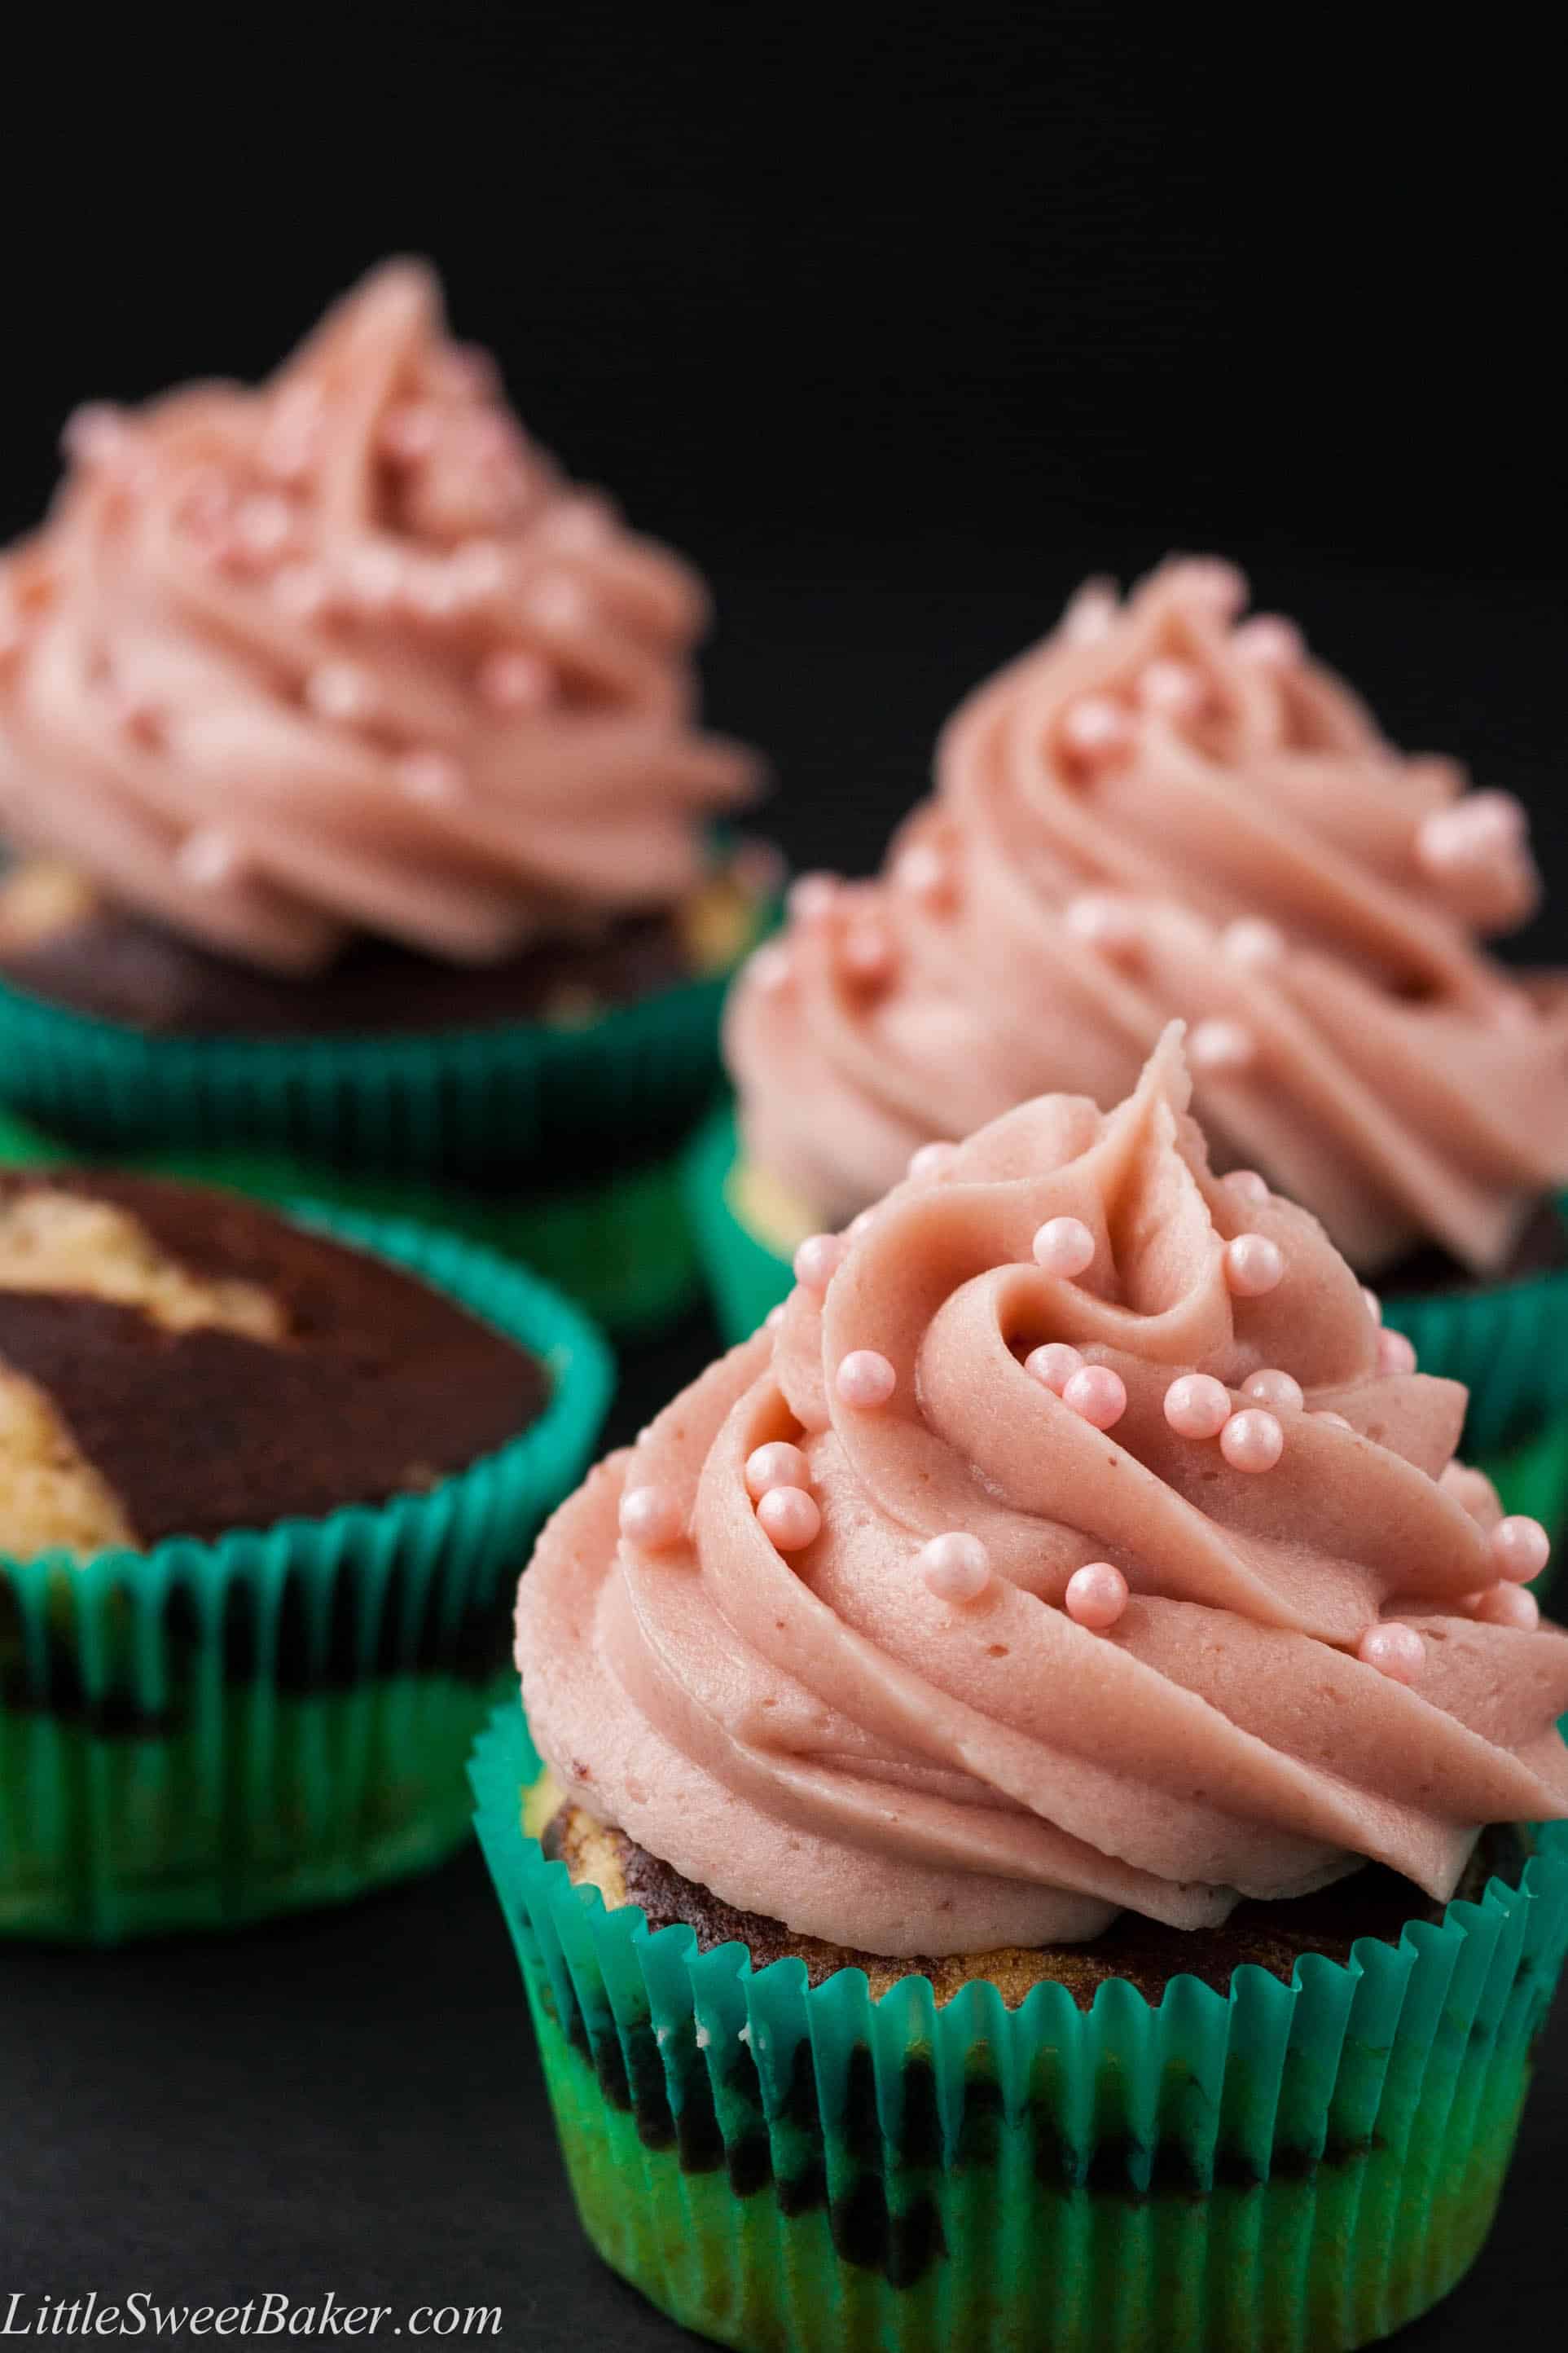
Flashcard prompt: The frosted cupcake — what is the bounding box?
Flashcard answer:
[701,558,1568,1513]
[480,1030,1568,2353]
[1,1167,610,1939]
[0,261,770,1330]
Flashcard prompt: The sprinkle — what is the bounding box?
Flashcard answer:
[1224,1170,1269,1204]
[397,750,465,805]
[1025,1343,1085,1395]
[1219,1409,1284,1472]
[1065,1562,1129,1630]
[1223,1234,1284,1296]
[1163,1374,1232,1439]
[757,1486,821,1551]
[1356,1622,1425,1682]
[749,943,792,994]
[744,1443,810,1500]
[1135,658,1205,719]
[1314,1411,1353,1431]
[840,920,894,982]
[379,402,441,463]
[1059,697,1132,761]
[835,1351,897,1408]
[305,662,375,725]
[345,543,408,609]
[450,539,509,602]
[1190,1018,1256,1075]
[233,493,296,564]
[479,649,551,711]
[1490,1515,1551,1585]
[618,1484,683,1549]
[1377,1329,1417,1376]
[1362,1286,1382,1325]
[894,842,950,904]
[1065,895,1141,957]
[271,564,332,620]
[1242,1368,1304,1414]
[1032,1216,1096,1278]
[60,402,126,467]
[1232,615,1304,669]
[529,573,589,629]
[1472,1584,1541,1631]
[1221,917,1285,969]
[176,829,243,890]
[1061,1365,1127,1430]
[917,1533,991,1603]
[764,1304,788,1331]
[908,1141,956,1181]
[792,1234,844,1293]
[787,873,840,924]
[1417,794,1528,876]
[1061,578,1118,642]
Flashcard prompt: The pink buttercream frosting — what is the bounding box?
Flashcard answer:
[518,1031,1568,1957]
[727,557,1568,1273]
[0,261,756,974]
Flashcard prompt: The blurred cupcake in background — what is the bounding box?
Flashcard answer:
[698,558,1568,1528]
[482,1030,1568,2353]
[1,1168,610,1940]
[0,260,772,1330]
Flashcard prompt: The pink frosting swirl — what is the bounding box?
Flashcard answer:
[727,558,1568,1273]
[0,261,756,975]
[520,1031,1568,1956]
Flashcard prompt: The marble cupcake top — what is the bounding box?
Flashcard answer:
[520,1031,1568,1958]
[727,558,1568,1273]
[0,261,755,975]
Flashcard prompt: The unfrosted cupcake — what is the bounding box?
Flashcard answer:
[700,558,1568,1517]
[0,260,771,1330]
[1,1167,610,1938]
[481,1029,1568,2353]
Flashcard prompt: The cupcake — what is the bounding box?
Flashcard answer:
[1,1167,610,1938]
[701,556,1568,1523]
[481,1029,1568,2353]
[0,260,771,1331]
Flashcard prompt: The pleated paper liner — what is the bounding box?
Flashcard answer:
[0,910,769,1328]
[472,1702,1568,2353]
[0,1209,613,1942]
[684,1106,797,1342]
[0,1112,697,1336]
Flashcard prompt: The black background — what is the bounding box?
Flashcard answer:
[2,9,1565,2344]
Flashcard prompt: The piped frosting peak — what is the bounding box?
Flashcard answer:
[0,261,756,974]
[520,1031,1568,1958]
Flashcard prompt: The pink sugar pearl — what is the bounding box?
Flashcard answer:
[1190,1018,1256,1075]
[618,1484,683,1550]
[917,1533,991,1603]
[1163,1374,1231,1440]
[835,1351,897,1408]
[1224,1170,1270,1204]
[1232,614,1304,669]
[1491,1515,1551,1584]
[1060,697,1132,760]
[793,1233,844,1293]
[1065,1561,1129,1630]
[1032,1216,1096,1278]
[744,1443,810,1501]
[788,872,839,924]
[1377,1328,1417,1376]
[1061,1365,1127,1430]
[757,1486,822,1551]
[1473,1583,1541,1631]
[1223,1234,1284,1296]
[1219,1408,1284,1472]
[1136,658,1205,719]
[908,1141,956,1181]
[1243,1368,1304,1414]
[1025,1343,1085,1395]
[1356,1622,1425,1682]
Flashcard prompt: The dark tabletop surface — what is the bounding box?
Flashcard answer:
[3,543,1566,2345]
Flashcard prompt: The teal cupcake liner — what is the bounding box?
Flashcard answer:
[0,1113,697,1337]
[684,1104,796,1342]
[472,1700,1568,2353]
[0,1209,613,1942]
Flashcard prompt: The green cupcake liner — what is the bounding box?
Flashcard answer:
[0,1115,696,1337]
[0,1209,613,1942]
[684,1104,795,1343]
[472,1700,1568,2353]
